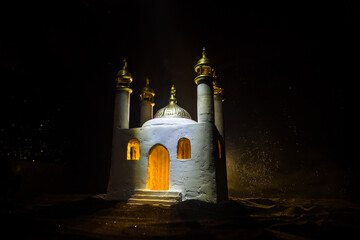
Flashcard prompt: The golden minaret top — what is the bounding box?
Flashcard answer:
[140,76,155,104]
[194,47,216,84]
[115,59,133,88]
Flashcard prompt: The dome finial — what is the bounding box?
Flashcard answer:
[146,76,150,86]
[169,85,177,104]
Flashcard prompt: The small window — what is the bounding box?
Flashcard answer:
[127,139,140,160]
[218,140,221,159]
[177,138,191,159]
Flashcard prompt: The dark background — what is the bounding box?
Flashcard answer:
[0,1,351,200]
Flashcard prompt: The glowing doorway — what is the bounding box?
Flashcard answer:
[147,144,169,190]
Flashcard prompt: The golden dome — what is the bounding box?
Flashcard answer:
[115,59,133,88]
[154,85,191,119]
[140,77,155,104]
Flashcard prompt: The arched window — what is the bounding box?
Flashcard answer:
[177,138,191,159]
[127,139,140,160]
[218,139,222,159]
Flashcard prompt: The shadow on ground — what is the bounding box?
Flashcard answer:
[1,195,360,239]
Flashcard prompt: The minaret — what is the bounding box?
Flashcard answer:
[194,47,216,123]
[140,77,155,126]
[213,79,225,137]
[113,59,133,129]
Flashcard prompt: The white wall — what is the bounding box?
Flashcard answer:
[106,120,226,203]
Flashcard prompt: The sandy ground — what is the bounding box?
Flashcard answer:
[1,195,360,239]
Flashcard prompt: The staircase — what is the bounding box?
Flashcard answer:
[128,189,182,206]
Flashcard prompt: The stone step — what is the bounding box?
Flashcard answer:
[128,189,182,206]
[133,189,181,197]
[128,198,177,206]
[131,194,180,201]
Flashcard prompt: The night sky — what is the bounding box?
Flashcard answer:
[0,1,351,200]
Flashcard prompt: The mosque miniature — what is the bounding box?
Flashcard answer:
[105,48,228,205]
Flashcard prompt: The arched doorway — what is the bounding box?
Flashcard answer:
[147,144,169,190]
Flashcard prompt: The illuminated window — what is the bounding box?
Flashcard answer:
[177,138,191,159]
[218,140,221,159]
[127,139,140,160]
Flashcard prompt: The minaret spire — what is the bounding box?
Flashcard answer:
[115,58,133,88]
[123,58,127,69]
[202,47,206,57]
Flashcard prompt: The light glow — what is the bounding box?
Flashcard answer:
[127,138,140,160]
[146,144,169,190]
[177,138,191,159]
[218,140,221,159]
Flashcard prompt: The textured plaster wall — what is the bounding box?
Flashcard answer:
[107,119,226,203]
[106,127,137,200]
